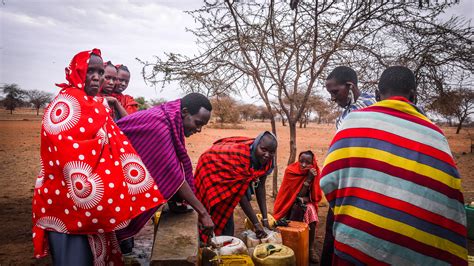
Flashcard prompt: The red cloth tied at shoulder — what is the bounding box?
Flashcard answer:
[195,137,273,241]
[273,157,322,221]
[32,49,166,263]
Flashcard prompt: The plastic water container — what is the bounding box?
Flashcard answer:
[244,214,276,231]
[240,228,283,256]
[277,221,308,266]
[252,243,296,266]
[211,236,248,255]
[465,204,474,240]
[201,237,249,266]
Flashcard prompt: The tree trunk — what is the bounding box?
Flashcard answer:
[456,116,466,134]
[299,120,303,128]
[456,123,462,134]
[287,120,297,165]
[37,108,40,116]
[270,115,279,198]
[281,117,286,126]
[10,109,13,115]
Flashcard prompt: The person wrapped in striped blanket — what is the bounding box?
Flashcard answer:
[320,66,467,265]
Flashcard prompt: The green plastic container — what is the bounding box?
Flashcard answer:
[465,205,474,240]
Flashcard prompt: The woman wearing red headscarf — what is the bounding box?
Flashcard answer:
[32,49,165,265]
[273,150,322,263]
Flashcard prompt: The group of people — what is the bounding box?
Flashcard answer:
[31,48,467,266]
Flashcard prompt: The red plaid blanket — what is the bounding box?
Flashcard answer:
[195,137,272,240]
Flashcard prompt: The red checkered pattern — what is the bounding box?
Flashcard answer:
[194,137,272,241]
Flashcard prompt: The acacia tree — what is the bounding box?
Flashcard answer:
[271,102,286,126]
[453,89,473,134]
[1,84,26,114]
[139,0,469,196]
[257,105,274,122]
[211,95,241,124]
[26,90,53,115]
[393,17,472,108]
[430,87,474,134]
[239,103,259,121]
[313,96,339,124]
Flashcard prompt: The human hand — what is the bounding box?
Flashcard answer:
[105,96,117,106]
[306,168,317,182]
[296,197,305,205]
[309,168,317,177]
[254,223,268,239]
[198,212,215,237]
[262,218,271,230]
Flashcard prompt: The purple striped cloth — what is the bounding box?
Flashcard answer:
[115,99,194,240]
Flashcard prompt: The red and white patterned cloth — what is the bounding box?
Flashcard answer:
[32,49,165,265]
[304,202,319,224]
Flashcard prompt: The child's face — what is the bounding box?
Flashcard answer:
[102,65,117,94]
[299,153,313,170]
[85,55,104,96]
[114,69,130,93]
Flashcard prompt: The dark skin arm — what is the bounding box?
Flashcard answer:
[255,176,270,229]
[240,193,268,239]
[175,181,214,236]
[105,96,128,119]
[296,168,317,204]
[239,176,270,239]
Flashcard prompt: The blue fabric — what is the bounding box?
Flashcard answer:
[336,92,376,130]
[47,231,93,266]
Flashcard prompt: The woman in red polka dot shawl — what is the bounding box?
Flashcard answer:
[31,49,166,265]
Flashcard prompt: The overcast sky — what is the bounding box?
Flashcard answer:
[1,0,472,103]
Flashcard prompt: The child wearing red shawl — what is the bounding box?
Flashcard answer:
[31,49,165,265]
[273,150,322,263]
[113,64,139,114]
[99,61,128,121]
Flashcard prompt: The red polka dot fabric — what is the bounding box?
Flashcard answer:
[32,49,166,264]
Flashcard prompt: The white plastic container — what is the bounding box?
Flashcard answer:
[240,229,283,256]
[211,235,248,256]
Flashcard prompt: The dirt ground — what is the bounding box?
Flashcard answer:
[0,108,473,265]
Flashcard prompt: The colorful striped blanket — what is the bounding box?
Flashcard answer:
[320,97,467,265]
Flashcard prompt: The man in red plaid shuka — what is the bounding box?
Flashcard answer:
[195,131,277,242]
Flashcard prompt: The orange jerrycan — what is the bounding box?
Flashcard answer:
[277,221,308,266]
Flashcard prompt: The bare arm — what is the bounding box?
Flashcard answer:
[296,168,317,203]
[240,192,268,238]
[240,193,259,225]
[106,97,128,118]
[176,181,214,235]
[255,176,270,228]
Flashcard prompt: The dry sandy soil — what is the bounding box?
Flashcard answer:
[0,108,472,265]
